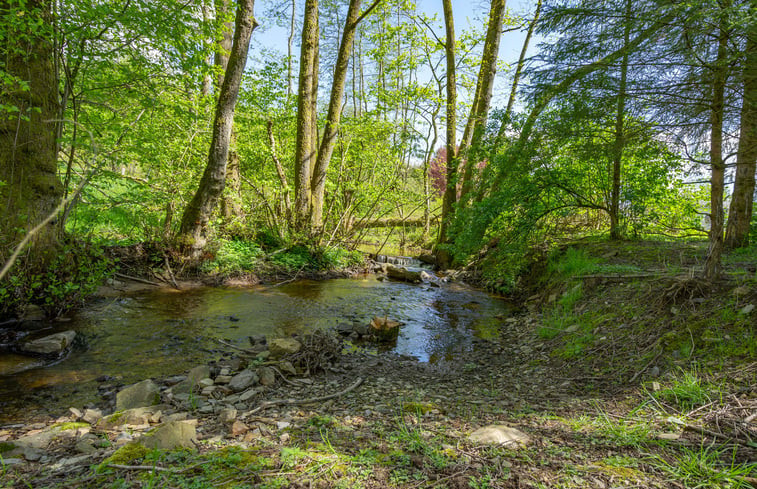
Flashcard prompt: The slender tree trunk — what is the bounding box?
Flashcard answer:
[294,0,319,229]
[458,0,507,202]
[0,0,62,253]
[201,0,214,96]
[178,0,257,255]
[438,0,457,247]
[214,0,242,220]
[311,0,382,229]
[609,0,632,240]
[703,7,730,280]
[496,0,541,143]
[287,0,296,98]
[725,7,757,249]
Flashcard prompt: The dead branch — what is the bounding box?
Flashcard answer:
[243,377,363,416]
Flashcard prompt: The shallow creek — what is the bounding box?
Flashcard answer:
[0,275,510,423]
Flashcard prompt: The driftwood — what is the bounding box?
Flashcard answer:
[243,377,363,417]
[114,272,162,287]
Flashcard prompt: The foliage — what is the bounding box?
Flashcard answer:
[0,240,111,318]
[648,445,756,489]
[201,239,262,275]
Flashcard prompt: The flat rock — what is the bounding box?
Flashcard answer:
[172,366,211,394]
[386,265,422,283]
[229,369,259,392]
[21,331,76,355]
[468,425,531,447]
[116,380,161,411]
[139,421,197,450]
[268,338,302,359]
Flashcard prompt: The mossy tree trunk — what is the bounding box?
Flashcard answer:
[0,0,62,257]
[438,0,457,249]
[178,0,257,256]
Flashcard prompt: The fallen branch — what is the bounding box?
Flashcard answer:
[163,252,181,290]
[243,377,363,416]
[114,272,162,287]
[217,338,261,355]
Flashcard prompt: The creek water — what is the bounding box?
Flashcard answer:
[0,274,510,423]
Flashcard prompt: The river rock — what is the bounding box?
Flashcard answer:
[99,406,163,429]
[21,331,76,355]
[258,366,276,386]
[468,425,531,447]
[83,408,103,425]
[386,265,422,283]
[268,338,302,359]
[139,421,197,450]
[116,379,161,411]
[229,369,259,392]
[172,366,211,394]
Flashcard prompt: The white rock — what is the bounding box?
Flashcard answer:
[468,425,530,447]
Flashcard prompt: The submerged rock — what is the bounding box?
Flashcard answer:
[21,331,76,356]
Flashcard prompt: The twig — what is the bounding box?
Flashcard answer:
[628,347,663,384]
[114,272,162,286]
[243,377,363,416]
[268,365,301,386]
[163,252,181,290]
[682,423,754,447]
[217,338,261,355]
[270,263,307,288]
[106,464,177,472]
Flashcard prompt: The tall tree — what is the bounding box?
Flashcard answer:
[703,1,731,280]
[293,0,319,230]
[458,0,507,202]
[311,0,382,229]
[0,0,62,253]
[178,0,258,255]
[725,1,757,249]
[438,0,458,247]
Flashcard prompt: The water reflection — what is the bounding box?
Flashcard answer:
[0,276,510,422]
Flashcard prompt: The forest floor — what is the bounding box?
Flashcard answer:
[1,239,756,489]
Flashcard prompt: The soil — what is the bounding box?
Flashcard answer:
[1,240,755,488]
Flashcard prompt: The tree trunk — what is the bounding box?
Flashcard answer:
[294,0,319,230]
[609,0,632,240]
[213,0,243,220]
[458,0,507,202]
[703,7,730,280]
[311,0,381,230]
[0,0,62,254]
[496,0,541,143]
[725,8,757,249]
[178,0,257,255]
[438,0,458,246]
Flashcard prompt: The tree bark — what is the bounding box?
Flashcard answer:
[294,0,319,230]
[703,5,730,280]
[178,0,257,255]
[609,0,632,240]
[725,6,757,249]
[496,0,541,143]
[311,0,382,230]
[458,0,507,202]
[0,0,62,254]
[438,0,458,245]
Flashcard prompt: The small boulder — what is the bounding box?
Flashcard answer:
[740,304,755,315]
[268,338,302,359]
[172,365,211,395]
[258,366,276,386]
[468,425,530,447]
[228,369,259,392]
[140,421,197,450]
[386,265,422,283]
[21,331,76,356]
[116,379,161,411]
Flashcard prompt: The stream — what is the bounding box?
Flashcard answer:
[0,273,510,423]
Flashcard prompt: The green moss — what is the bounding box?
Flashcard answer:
[0,441,16,453]
[52,422,90,431]
[402,402,439,415]
[101,442,149,467]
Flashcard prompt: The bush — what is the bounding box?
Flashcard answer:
[0,240,112,318]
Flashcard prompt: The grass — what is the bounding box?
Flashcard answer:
[648,445,756,489]
[651,368,722,413]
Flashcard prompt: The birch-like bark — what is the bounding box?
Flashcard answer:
[438,0,457,245]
